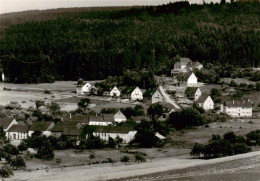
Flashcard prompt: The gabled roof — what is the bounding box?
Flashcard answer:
[88,115,103,122]
[94,126,135,134]
[110,86,120,92]
[0,118,15,129]
[103,114,115,123]
[177,72,194,81]
[63,114,89,124]
[143,89,157,97]
[121,87,138,95]
[51,121,82,132]
[27,116,38,122]
[114,111,126,119]
[17,121,26,125]
[196,94,210,104]
[77,82,91,88]
[225,100,252,108]
[186,61,202,69]
[7,125,29,133]
[179,58,192,66]
[29,121,54,132]
[185,87,200,95]
[63,128,82,136]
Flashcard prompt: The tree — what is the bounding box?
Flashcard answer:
[210,88,221,101]
[0,165,13,177]
[36,140,54,160]
[77,78,84,86]
[77,98,90,111]
[120,156,130,165]
[256,83,260,91]
[10,156,26,169]
[3,144,19,155]
[35,100,45,110]
[48,102,61,116]
[190,143,204,158]
[89,154,95,161]
[56,158,62,165]
[147,103,164,120]
[115,136,123,147]
[135,154,146,164]
[18,141,28,152]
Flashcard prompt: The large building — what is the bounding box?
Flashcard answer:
[222,99,252,117]
[171,58,203,77]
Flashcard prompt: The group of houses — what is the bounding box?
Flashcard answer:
[0,110,164,144]
[77,83,144,101]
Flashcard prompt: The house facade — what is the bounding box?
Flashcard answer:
[110,86,121,97]
[114,111,127,123]
[171,58,203,77]
[197,94,214,111]
[186,72,197,87]
[152,90,164,104]
[122,87,143,101]
[90,126,137,144]
[88,115,113,126]
[28,121,55,137]
[177,72,197,87]
[222,100,252,117]
[6,125,29,140]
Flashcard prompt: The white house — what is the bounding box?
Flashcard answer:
[152,89,164,104]
[196,94,214,111]
[177,72,197,87]
[222,100,252,117]
[6,125,29,140]
[114,111,127,123]
[122,87,143,101]
[76,83,94,95]
[185,87,201,101]
[0,118,18,132]
[110,86,121,97]
[90,126,137,144]
[88,115,114,126]
[28,121,55,137]
[171,57,203,77]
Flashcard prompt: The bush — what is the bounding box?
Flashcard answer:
[0,165,13,177]
[3,144,19,155]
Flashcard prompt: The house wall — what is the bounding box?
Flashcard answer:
[131,88,143,101]
[114,114,127,123]
[224,107,252,117]
[77,83,92,95]
[194,89,202,101]
[6,132,28,140]
[89,121,112,126]
[28,130,52,137]
[202,97,214,110]
[110,87,121,97]
[92,131,137,144]
[187,73,197,87]
[152,90,163,104]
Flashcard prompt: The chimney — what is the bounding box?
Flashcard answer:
[69,113,72,118]
[232,100,235,104]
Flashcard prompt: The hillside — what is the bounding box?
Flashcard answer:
[0,1,259,83]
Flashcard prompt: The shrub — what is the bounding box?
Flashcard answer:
[0,165,13,177]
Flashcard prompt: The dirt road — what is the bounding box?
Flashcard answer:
[8,151,260,181]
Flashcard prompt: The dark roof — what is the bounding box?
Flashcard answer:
[121,87,136,95]
[143,89,157,97]
[63,127,82,136]
[0,118,15,129]
[29,121,54,131]
[177,72,194,81]
[63,114,89,124]
[27,116,38,122]
[186,61,202,69]
[131,116,147,123]
[178,58,192,66]
[103,114,115,123]
[17,121,26,125]
[7,125,29,133]
[51,121,82,132]
[196,94,210,104]
[225,100,252,108]
[94,126,135,134]
[88,115,103,122]
[185,87,199,95]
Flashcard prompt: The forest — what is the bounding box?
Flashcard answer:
[0,1,259,83]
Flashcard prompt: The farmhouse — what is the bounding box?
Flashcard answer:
[28,121,55,137]
[91,126,137,144]
[177,72,197,87]
[51,121,82,139]
[110,86,121,97]
[0,118,18,132]
[171,58,203,77]
[88,115,114,126]
[76,83,95,95]
[122,87,143,101]
[196,94,214,111]
[62,114,89,125]
[185,87,201,101]
[6,125,29,140]
[114,111,127,123]
[222,99,252,117]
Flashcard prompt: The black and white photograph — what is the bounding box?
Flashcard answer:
[0,0,259,180]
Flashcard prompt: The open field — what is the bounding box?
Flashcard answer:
[169,118,260,147]
[7,151,260,181]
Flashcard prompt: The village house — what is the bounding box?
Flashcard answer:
[76,82,95,95]
[6,125,30,140]
[25,116,38,125]
[90,126,137,144]
[51,121,82,139]
[185,87,202,101]
[122,86,143,101]
[0,118,18,132]
[171,57,203,77]
[151,89,164,104]
[110,86,121,97]
[28,121,55,137]
[177,72,197,87]
[114,111,127,123]
[221,99,252,117]
[88,114,114,126]
[196,94,214,111]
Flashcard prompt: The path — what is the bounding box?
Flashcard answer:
[158,85,180,109]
